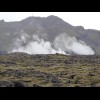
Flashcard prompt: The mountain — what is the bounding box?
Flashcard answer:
[0,15,100,55]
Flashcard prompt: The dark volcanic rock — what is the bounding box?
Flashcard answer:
[12,81,24,87]
[0,81,13,87]
[0,81,24,87]
[0,53,100,87]
[33,84,42,87]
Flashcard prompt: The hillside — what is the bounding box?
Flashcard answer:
[0,53,100,87]
[0,15,100,55]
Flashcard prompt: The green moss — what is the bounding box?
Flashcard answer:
[0,53,100,87]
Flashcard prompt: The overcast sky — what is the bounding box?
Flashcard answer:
[0,12,100,30]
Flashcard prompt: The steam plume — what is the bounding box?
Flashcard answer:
[53,33,95,55]
[9,32,95,55]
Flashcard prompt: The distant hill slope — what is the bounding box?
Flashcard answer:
[0,15,100,55]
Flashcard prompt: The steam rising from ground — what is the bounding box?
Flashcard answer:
[10,34,66,55]
[9,32,95,55]
[53,33,95,55]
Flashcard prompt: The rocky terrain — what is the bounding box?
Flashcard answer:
[0,52,100,87]
[0,15,100,87]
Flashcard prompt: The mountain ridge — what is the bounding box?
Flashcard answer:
[0,15,100,55]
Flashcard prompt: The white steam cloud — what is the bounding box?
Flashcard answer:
[53,33,95,55]
[9,32,95,55]
[10,34,66,55]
